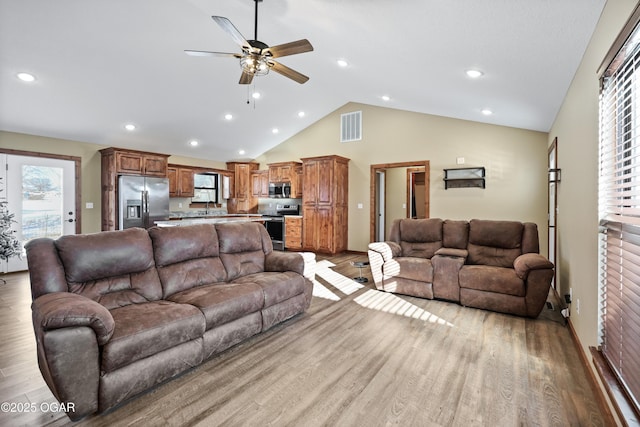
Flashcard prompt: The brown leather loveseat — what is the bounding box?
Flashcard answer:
[367,218,554,318]
[25,222,315,421]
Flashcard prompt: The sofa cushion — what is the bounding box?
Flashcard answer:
[149,224,220,266]
[167,282,264,329]
[55,228,155,283]
[231,271,307,306]
[101,301,205,373]
[217,222,268,281]
[55,228,163,309]
[467,220,523,267]
[459,265,525,297]
[394,218,443,258]
[443,220,469,249]
[149,225,227,298]
[383,257,434,283]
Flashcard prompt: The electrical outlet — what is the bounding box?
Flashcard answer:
[576,299,580,315]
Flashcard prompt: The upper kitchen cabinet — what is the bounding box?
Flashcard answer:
[251,170,269,198]
[100,147,170,231]
[101,147,168,177]
[268,161,303,198]
[227,161,259,213]
[168,165,194,197]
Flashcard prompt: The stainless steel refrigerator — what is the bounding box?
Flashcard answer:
[118,176,170,229]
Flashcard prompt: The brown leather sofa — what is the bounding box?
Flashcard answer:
[25,222,315,421]
[367,218,554,318]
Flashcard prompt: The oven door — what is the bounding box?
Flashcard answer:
[264,218,284,250]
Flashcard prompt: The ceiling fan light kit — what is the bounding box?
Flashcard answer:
[186,0,313,85]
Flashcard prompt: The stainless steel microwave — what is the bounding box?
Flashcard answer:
[269,182,291,198]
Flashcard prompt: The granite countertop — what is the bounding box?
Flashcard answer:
[155,216,266,227]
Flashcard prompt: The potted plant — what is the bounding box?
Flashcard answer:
[0,200,21,280]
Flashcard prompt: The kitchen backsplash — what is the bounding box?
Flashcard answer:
[169,197,303,217]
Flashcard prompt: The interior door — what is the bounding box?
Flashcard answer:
[3,154,77,272]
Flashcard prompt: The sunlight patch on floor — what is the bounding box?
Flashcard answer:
[312,279,341,300]
[354,289,454,326]
[314,263,364,296]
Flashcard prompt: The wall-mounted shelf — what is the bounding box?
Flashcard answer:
[443,167,485,189]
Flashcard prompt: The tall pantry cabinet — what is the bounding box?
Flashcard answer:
[301,155,349,254]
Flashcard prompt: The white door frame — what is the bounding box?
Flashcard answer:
[0,149,81,272]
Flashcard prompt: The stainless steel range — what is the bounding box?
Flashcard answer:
[263,204,299,250]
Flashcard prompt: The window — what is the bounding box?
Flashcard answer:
[598,11,640,419]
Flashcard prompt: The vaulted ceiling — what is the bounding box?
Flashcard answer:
[0,0,606,162]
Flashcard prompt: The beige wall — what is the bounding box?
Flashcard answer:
[0,131,226,234]
[258,103,549,252]
[548,0,637,415]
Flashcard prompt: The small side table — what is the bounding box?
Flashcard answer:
[351,260,370,283]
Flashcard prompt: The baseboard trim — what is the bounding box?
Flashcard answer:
[566,319,618,426]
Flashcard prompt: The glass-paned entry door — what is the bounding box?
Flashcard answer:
[1,154,76,272]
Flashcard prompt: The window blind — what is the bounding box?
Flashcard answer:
[598,19,640,415]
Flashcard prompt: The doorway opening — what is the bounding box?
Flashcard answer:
[407,167,426,219]
[370,161,430,242]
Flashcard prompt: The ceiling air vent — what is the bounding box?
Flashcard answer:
[341,111,362,142]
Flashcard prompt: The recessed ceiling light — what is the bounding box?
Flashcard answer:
[381,95,390,102]
[297,111,305,118]
[272,128,279,134]
[252,92,261,99]
[189,140,199,147]
[466,69,484,79]
[239,149,246,155]
[481,108,493,116]
[337,59,348,68]
[17,72,36,82]
[224,114,233,120]
[124,124,136,131]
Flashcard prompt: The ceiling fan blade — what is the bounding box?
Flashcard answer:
[269,61,309,84]
[212,16,250,50]
[239,69,254,85]
[263,39,314,58]
[184,50,241,58]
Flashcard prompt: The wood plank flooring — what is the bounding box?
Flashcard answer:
[0,253,608,426]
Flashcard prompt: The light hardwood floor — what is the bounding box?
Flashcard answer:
[0,253,608,426]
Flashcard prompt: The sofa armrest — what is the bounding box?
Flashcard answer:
[265,251,316,281]
[367,241,402,262]
[32,292,115,346]
[513,253,554,280]
[434,247,468,259]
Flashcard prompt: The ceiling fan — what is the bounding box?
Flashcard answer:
[185,0,314,85]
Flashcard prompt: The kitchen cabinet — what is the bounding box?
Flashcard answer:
[168,165,194,197]
[227,162,259,213]
[251,170,269,198]
[268,161,303,198]
[109,148,167,177]
[99,147,170,231]
[301,155,349,254]
[284,216,303,250]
